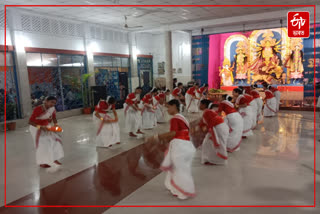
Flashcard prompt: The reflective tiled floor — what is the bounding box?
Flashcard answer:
[0,110,319,214]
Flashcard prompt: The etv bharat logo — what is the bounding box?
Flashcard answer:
[287,11,310,38]
[290,13,306,29]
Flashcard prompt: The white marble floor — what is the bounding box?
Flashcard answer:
[104,110,320,213]
[0,110,319,213]
[0,110,170,207]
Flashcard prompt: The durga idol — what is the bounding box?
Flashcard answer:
[250,30,283,83]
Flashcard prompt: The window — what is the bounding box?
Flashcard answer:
[42,54,58,67]
[93,55,130,102]
[59,55,73,67]
[26,53,42,66]
[112,57,121,67]
[0,52,21,122]
[121,57,129,67]
[26,53,87,111]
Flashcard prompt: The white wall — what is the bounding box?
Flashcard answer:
[18,31,85,51]
[0,29,12,46]
[136,32,192,85]
[172,31,192,84]
[86,39,129,55]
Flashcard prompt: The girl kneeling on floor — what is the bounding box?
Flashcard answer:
[147,99,196,200]
[93,96,120,148]
[232,88,254,137]
[195,99,229,165]
[217,95,243,153]
[263,84,277,117]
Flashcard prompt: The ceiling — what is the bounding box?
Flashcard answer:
[2,0,319,31]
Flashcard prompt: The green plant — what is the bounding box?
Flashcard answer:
[81,73,93,107]
[6,103,16,120]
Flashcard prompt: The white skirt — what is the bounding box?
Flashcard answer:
[249,101,258,129]
[29,125,64,165]
[185,94,199,113]
[254,98,263,122]
[201,123,228,165]
[274,91,281,112]
[141,108,156,129]
[239,106,253,137]
[161,138,196,200]
[124,103,139,133]
[155,104,166,123]
[264,98,277,117]
[93,113,120,147]
[224,112,243,152]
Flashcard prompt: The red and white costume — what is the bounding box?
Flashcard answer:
[264,89,277,117]
[270,86,281,112]
[185,86,199,113]
[169,87,182,101]
[141,93,156,129]
[251,89,263,122]
[93,100,120,147]
[153,93,166,123]
[196,86,207,100]
[235,95,254,137]
[199,109,228,164]
[170,87,184,112]
[124,93,140,133]
[244,93,257,129]
[217,100,243,152]
[29,106,64,165]
[160,114,196,200]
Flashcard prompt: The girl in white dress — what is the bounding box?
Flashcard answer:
[195,99,229,165]
[263,84,277,117]
[124,87,144,137]
[29,96,64,169]
[217,95,243,152]
[232,88,253,137]
[147,99,196,200]
[251,84,263,123]
[141,89,158,129]
[185,83,200,113]
[93,96,120,148]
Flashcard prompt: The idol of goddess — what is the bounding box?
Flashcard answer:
[284,38,304,80]
[250,30,283,83]
[219,58,234,86]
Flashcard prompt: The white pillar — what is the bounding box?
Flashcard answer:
[8,10,32,119]
[128,32,139,92]
[164,31,173,91]
[83,24,96,88]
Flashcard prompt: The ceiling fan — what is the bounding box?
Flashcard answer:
[124,16,143,29]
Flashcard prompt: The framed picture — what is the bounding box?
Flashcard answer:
[158,62,165,75]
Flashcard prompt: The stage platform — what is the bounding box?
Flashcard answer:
[218,86,316,111]
[221,86,304,92]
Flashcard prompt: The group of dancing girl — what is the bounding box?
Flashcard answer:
[28,80,281,199]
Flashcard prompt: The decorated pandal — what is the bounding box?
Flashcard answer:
[214,28,312,110]
[219,29,304,86]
